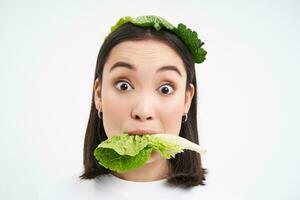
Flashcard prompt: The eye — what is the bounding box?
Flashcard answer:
[114,80,133,91]
[158,83,175,95]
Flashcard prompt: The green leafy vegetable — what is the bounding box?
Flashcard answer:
[93,133,207,173]
[104,15,207,64]
[173,23,207,63]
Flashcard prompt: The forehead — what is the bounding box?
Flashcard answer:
[103,39,186,76]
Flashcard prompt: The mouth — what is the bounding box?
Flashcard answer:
[125,129,160,135]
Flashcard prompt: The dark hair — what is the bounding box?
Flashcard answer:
[79,22,208,188]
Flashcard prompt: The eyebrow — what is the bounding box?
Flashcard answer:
[109,61,182,77]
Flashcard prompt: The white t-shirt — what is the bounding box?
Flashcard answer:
[38,173,238,200]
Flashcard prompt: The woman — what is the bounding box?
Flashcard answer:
[39,15,211,200]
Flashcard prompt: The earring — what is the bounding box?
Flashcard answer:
[182,113,188,123]
[97,106,102,119]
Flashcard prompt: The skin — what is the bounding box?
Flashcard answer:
[93,39,194,182]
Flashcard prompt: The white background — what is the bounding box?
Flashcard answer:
[1,0,299,199]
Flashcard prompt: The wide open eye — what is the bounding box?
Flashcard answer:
[158,83,175,95]
[115,80,133,91]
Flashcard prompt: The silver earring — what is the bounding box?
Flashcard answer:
[182,113,188,123]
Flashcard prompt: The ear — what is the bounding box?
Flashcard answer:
[94,78,102,110]
[184,83,195,114]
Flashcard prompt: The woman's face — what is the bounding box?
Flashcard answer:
[94,39,194,138]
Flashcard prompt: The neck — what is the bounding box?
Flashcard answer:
[111,156,170,182]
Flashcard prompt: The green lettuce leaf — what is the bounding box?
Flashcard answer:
[93,133,206,173]
[94,147,153,173]
[103,15,207,64]
[173,23,207,63]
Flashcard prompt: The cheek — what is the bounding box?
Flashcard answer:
[159,95,185,135]
[101,87,129,137]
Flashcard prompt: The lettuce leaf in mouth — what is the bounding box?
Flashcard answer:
[93,133,207,173]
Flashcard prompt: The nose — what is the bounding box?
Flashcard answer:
[133,113,153,121]
[131,94,155,121]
